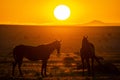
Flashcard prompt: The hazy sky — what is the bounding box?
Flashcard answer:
[0,0,120,25]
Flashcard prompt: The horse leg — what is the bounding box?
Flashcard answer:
[18,61,23,76]
[41,60,47,77]
[12,61,17,76]
[17,57,23,76]
[86,58,90,75]
[43,60,47,77]
[41,60,45,77]
[81,58,85,76]
[41,60,48,77]
[91,57,94,76]
[41,61,44,77]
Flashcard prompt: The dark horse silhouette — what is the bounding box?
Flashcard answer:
[12,40,61,77]
[80,36,101,76]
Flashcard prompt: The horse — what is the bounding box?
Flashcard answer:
[12,40,61,77]
[80,36,101,76]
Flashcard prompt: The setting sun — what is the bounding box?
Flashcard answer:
[54,5,70,21]
[0,0,120,25]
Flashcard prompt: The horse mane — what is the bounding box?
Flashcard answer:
[47,40,59,47]
[82,37,89,49]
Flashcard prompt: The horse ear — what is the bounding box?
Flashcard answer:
[59,40,62,42]
[55,39,57,41]
[86,36,88,38]
[84,35,88,38]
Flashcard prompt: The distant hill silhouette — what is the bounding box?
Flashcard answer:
[0,20,120,26]
[80,20,120,26]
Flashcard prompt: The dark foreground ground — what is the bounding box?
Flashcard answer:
[0,56,120,80]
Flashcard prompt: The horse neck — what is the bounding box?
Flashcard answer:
[82,41,89,49]
[47,42,57,52]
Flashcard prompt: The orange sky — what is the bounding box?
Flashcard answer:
[0,0,120,25]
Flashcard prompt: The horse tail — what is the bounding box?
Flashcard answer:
[91,44,103,65]
[94,56,103,65]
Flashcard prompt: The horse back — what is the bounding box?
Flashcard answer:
[13,45,50,61]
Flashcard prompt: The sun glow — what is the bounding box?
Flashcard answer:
[54,5,71,20]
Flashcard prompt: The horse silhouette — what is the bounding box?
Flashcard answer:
[12,40,61,77]
[80,36,101,76]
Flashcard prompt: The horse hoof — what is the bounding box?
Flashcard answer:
[10,76,15,80]
[41,75,48,78]
[41,74,44,78]
[82,74,85,76]
[45,75,49,77]
[19,74,24,77]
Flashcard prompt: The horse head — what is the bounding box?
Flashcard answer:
[82,36,88,48]
[54,40,61,57]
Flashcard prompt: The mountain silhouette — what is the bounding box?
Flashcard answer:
[80,20,120,26]
[85,20,105,26]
